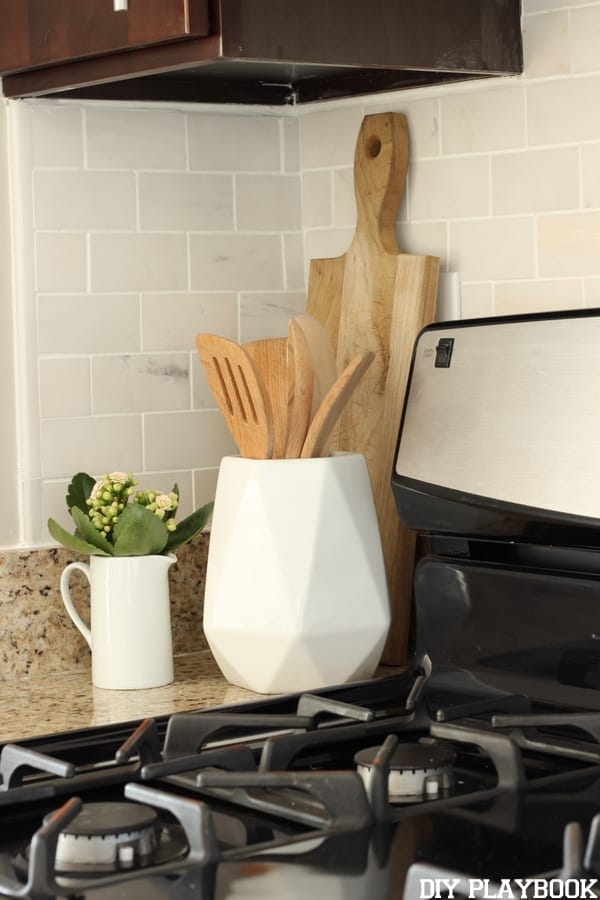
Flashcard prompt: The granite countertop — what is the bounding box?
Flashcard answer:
[0,651,264,744]
[0,651,403,745]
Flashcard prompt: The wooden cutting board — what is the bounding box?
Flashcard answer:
[306,112,440,666]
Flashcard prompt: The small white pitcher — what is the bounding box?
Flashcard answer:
[60,553,176,690]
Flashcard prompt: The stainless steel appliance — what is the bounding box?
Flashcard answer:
[3,308,600,899]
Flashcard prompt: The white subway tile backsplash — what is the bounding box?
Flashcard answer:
[404,99,441,159]
[144,410,236,470]
[491,147,579,215]
[283,233,306,291]
[410,156,489,220]
[39,358,90,419]
[30,105,84,168]
[41,415,143,479]
[538,211,600,276]
[524,0,590,10]
[528,76,600,146]
[189,234,284,290]
[194,467,220,506]
[495,279,583,315]
[450,218,535,281]
[304,228,355,271]
[236,174,302,231]
[138,173,234,231]
[141,293,238,351]
[35,233,87,293]
[240,291,306,341]
[86,108,187,170]
[570,5,600,73]
[301,107,364,169]
[581,143,600,207]
[192,356,219,410]
[90,233,188,292]
[522,12,569,78]
[283,117,301,172]
[584,277,600,306]
[34,171,136,230]
[441,86,526,154]
[302,171,332,228]
[91,353,190,414]
[396,221,448,265]
[460,283,494,319]
[333,168,357,228]
[187,114,280,171]
[38,294,140,354]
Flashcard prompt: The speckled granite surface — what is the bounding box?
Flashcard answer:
[0,651,263,743]
[0,534,210,681]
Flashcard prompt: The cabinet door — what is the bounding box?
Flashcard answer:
[0,0,211,73]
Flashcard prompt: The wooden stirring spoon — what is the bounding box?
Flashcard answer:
[300,351,374,459]
[243,337,288,458]
[286,319,313,458]
[196,334,274,459]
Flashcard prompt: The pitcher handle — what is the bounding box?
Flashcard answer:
[60,562,92,647]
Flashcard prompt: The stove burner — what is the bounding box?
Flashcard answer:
[47,802,159,870]
[355,741,455,802]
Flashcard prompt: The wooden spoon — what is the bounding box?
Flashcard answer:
[294,313,338,417]
[243,337,288,459]
[300,351,375,459]
[285,319,313,458]
[195,334,273,459]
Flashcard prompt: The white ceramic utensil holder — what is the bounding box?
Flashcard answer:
[203,453,391,694]
[60,553,176,690]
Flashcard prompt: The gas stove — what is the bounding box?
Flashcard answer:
[3,646,600,900]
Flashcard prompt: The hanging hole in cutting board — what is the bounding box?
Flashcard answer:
[367,135,382,157]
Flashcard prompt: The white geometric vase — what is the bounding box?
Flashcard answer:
[203,453,391,694]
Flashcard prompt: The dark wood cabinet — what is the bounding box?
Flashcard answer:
[0,0,210,72]
[0,0,523,106]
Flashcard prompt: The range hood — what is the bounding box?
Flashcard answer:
[2,0,523,106]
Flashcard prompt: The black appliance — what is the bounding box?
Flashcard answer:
[3,308,600,899]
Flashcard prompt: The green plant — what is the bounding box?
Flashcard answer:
[48,471,213,557]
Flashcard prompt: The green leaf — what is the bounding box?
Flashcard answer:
[112,504,169,556]
[71,506,115,555]
[165,502,214,553]
[47,517,112,556]
[67,472,96,515]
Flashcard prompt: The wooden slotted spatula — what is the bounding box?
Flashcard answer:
[243,337,288,459]
[285,319,313,458]
[196,334,274,459]
[300,351,374,459]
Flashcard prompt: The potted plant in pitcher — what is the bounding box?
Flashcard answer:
[48,472,213,691]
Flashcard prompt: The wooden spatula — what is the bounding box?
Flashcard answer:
[306,112,440,665]
[285,319,313,458]
[196,334,274,459]
[294,313,338,417]
[243,337,288,459]
[301,351,374,459]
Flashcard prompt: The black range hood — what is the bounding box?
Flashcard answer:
[2,0,523,106]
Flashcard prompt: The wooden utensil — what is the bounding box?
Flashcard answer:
[306,112,440,665]
[195,333,274,459]
[301,351,374,459]
[243,337,288,459]
[294,313,338,417]
[286,319,313,458]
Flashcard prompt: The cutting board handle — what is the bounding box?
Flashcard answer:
[354,112,409,255]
